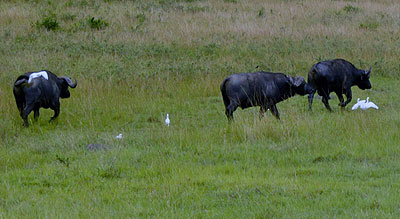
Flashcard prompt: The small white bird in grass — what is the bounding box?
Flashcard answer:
[352,97,379,110]
[115,133,123,139]
[165,114,170,127]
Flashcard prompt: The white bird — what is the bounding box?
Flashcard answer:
[352,97,378,110]
[351,98,366,110]
[28,71,48,83]
[361,97,379,110]
[115,133,123,139]
[165,114,170,127]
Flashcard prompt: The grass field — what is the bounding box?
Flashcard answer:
[1,0,400,217]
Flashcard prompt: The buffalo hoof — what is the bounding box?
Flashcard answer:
[49,117,58,123]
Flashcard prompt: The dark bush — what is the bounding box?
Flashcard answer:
[359,22,379,30]
[36,15,60,31]
[343,5,360,13]
[258,7,265,17]
[88,17,109,30]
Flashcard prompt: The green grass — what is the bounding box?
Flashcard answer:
[1,0,400,217]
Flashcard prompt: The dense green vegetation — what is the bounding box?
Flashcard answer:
[1,0,399,217]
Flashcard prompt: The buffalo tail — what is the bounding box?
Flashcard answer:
[220,78,230,107]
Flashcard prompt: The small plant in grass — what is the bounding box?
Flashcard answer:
[97,164,121,179]
[88,17,109,30]
[69,19,87,32]
[343,5,360,13]
[186,5,208,13]
[61,13,76,21]
[56,154,70,167]
[136,14,146,23]
[258,7,265,18]
[359,21,379,30]
[133,14,146,31]
[36,15,60,31]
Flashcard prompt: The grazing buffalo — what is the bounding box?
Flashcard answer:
[307,59,372,111]
[220,71,314,120]
[13,70,77,127]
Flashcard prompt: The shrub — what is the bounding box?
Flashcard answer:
[36,15,60,31]
[132,14,146,31]
[258,7,265,17]
[343,5,360,13]
[97,164,121,179]
[88,17,109,30]
[359,22,379,30]
[56,154,70,167]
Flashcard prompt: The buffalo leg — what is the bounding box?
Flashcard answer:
[225,103,238,121]
[336,92,345,107]
[22,105,35,127]
[308,92,315,111]
[343,89,352,107]
[322,95,332,111]
[16,100,24,118]
[34,107,40,121]
[50,104,60,122]
[259,106,266,119]
[270,104,280,120]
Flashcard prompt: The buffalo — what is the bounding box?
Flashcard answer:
[220,71,314,120]
[13,70,77,127]
[307,59,372,111]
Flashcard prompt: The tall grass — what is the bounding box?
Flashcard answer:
[1,0,400,217]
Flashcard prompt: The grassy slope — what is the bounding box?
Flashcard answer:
[1,0,400,217]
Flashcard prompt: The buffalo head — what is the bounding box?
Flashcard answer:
[357,67,372,90]
[288,76,314,96]
[59,76,77,98]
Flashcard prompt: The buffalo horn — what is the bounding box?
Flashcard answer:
[364,66,372,75]
[61,76,77,88]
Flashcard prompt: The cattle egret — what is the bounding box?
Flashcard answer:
[351,98,366,110]
[362,97,379,110]
[28,71,48,83]
[165,114,170,127]
[352,97,378,110]
[115,133,123,139]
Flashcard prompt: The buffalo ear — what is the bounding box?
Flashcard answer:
[288,76,304,87]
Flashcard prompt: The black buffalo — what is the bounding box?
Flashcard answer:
[308,59,372,111]
[13,70,77,126]
[220,71,314,120]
